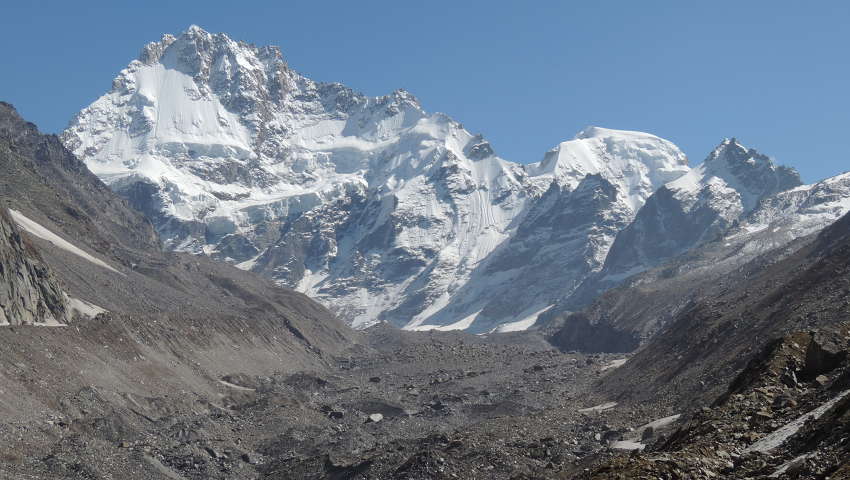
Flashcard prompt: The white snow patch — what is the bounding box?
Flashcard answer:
[9,210,122,275]
[67,296,107,319]
[8,296,106,327]
[578,402,618,412]
[410,309,482,332]
[144,454,187,480]
[219,380,255,392]
[601,265,649,283]
[600,358,628,371]
[33,315,66,327]
[610,441,645,450]
[235,254,261,270]
[743,223,770,235]
[770,453,815,478]
[493,305,552,333]
[639,414,681,430]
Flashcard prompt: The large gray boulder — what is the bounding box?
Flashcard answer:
[805,324,849,376]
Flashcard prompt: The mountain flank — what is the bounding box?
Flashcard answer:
[0,101,363,478]
[596,208,850,413]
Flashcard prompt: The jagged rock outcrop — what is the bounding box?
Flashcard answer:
[0,204,67,324]
[805,323,850,376]
[601,139,801,275]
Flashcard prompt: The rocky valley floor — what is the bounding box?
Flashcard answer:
[0,321,686,480]
[3,315,850,480]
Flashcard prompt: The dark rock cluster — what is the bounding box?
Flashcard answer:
[0,200,66,325]
[576,323,850,479]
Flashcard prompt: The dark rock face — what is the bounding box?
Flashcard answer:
[601,184,722,276]
[805,323,850,376]
[479,174,632,323]
[550,310,642,354]
[720,139,802,198]
[0,205,67,324]
[464,133,495,160]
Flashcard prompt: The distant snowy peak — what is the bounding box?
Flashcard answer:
[61,26,458,245]
[593,139,802,281]
[525,126,690,211]
[63,25,424,173]
[667,138,802,211]
[60,25,545,332]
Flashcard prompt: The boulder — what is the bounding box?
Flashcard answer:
[805,325,849,376]
[780,368,797,388]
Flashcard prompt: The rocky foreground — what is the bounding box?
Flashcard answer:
[575,323,850,480]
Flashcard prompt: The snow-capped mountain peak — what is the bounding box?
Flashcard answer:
[61,26,840,334]
[526,126,690,212]
[667,138,801,210]
[592,137,804,292]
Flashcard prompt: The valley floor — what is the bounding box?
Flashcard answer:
[0,322,673,480]
[3,316,850,479]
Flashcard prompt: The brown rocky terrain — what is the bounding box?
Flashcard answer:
[574,323,850,479]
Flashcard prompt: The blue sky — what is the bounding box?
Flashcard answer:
[2,1,847,183]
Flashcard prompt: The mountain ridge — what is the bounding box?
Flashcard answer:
[61,26,846,337]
